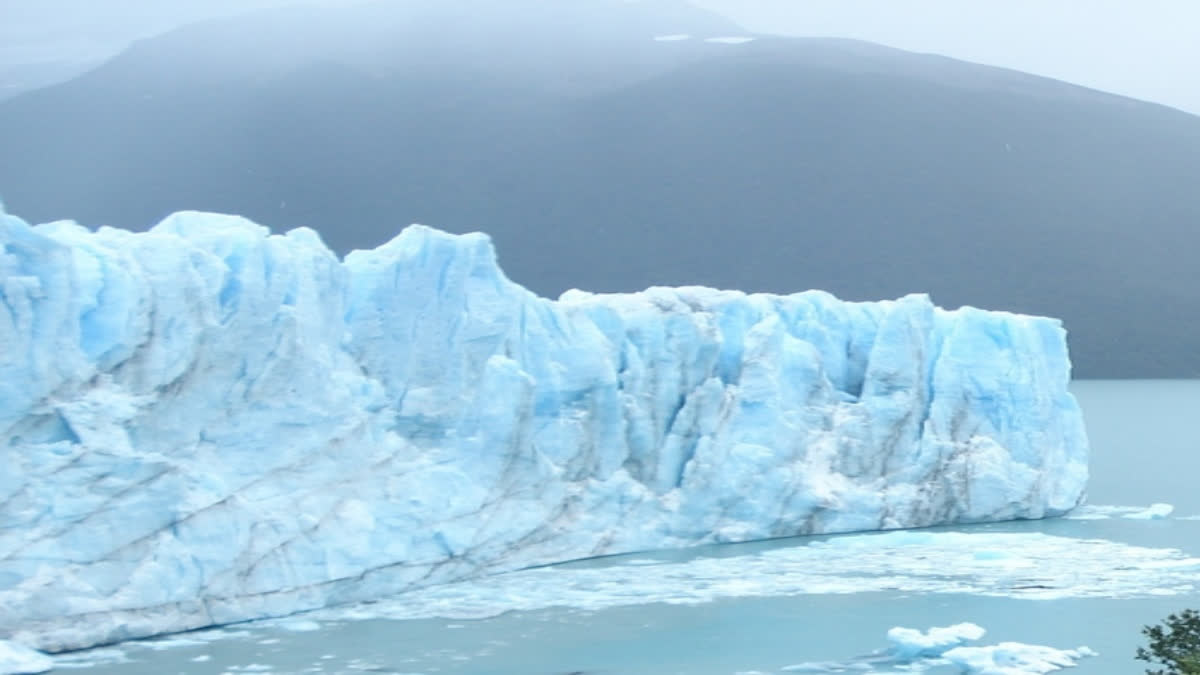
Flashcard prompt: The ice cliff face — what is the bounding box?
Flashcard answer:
[0,208,1088,652]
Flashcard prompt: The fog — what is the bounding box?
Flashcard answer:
[2,0,1198,114]
[693,0,1200,115]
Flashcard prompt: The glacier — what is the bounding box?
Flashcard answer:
[0,207,1087,653]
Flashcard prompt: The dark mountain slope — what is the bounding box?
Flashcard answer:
[1,0,1198,377]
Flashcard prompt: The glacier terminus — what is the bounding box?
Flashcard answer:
[0,207,1088,653]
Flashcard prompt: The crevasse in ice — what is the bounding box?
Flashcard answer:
[0,208,1087,651]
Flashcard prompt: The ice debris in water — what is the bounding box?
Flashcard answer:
[1065,503,1174,520]
[0,208,1087,651]
[306,531,1200,624]
[783,623,1093,673]
[276,620,322,632]
[944,643,1097,674]
[1127,503,1175,519]
[887,622,987,659]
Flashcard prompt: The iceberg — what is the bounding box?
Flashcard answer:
[783,623,1095,673]
[1065,503,1175,520]
[887,622,987,659]
[0,208,1088,652]
[944,642,1098,674]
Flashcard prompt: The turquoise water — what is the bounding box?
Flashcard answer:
[60,380,1200,674]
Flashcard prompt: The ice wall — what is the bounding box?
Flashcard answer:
[0,209,1087,651]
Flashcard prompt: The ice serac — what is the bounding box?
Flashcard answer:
[0,208,1088,651]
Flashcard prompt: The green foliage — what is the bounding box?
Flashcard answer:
[1138,609,1200,675]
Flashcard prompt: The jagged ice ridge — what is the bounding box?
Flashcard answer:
[0,208,1088,652]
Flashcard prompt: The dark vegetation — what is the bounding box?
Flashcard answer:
[1139,609,1200,675]
[2,0,1199,377]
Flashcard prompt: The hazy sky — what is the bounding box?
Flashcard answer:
[696,0,1200,115]
[2,0,1198,114]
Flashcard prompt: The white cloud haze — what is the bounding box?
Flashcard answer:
[1,0,1197,114]
[694,0,1200,114]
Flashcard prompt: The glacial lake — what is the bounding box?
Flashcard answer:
[58,380,1200,675]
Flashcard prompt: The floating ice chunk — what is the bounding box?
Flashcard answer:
[653,34,691,41]
[784,624,1093,673]
[1062,505,1119,520]
[887,622,986,659]
[0,641,52,675]
[944,643,1097,674]
[48,647,130,670]
[276,620,322,632]
[705,36,757,44]
[140,636,209,651]
[1126,503,1174,520]
[1065,503,1174,520]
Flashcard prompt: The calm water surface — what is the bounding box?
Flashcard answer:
[64,380,1200,674]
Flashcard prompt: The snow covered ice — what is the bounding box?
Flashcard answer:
[0,207,1087,652]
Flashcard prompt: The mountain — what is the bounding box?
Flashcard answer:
[1,0,1198,377]
[0,58,100,101]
